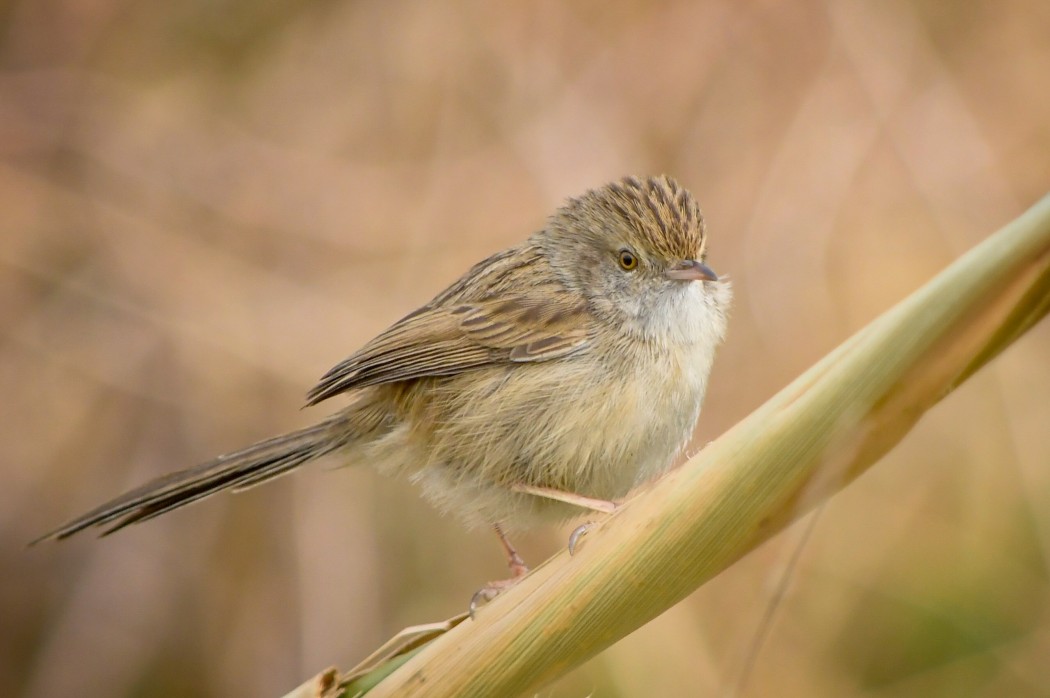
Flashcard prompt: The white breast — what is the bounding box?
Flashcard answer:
[581,278,731,498]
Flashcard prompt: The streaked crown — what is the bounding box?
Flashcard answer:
[566,175,707,261]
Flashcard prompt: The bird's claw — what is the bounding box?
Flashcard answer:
[468,588,493,620]
[469,577,523,619]
[568,521,593,555]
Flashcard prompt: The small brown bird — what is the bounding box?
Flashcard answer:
[36,175,732,602]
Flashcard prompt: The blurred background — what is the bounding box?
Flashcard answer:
[3,0,1049,695]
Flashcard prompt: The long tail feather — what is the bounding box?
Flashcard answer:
[32,415,350,543]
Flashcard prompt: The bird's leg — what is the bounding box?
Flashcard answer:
[469,523,530,618]
[511,483,622,556]
[510,483,619,513]
[494,522,529,577]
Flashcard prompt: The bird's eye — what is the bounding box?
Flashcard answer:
[617,249,638,271]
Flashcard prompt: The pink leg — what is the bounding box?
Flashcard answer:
[510,483,619,514]
[469,524,531,618]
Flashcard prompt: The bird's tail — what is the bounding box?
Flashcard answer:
[33,414,352,542]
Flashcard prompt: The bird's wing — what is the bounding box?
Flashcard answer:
[305,290,593,405]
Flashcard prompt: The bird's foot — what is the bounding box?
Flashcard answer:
[568,522,594,555]
[470,524,531,619]
[469,573,527,619]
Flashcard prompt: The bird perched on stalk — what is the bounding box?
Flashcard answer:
[35,175,732,607]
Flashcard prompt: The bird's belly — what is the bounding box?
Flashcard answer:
[553,353,706,499]
[387,344,711,530]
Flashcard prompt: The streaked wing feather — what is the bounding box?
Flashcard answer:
[453,299,591,361]
[306,292,592,405]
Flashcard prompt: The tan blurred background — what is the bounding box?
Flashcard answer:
[3,1,1049,696]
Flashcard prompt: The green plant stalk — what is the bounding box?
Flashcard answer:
[359,194,1050,697]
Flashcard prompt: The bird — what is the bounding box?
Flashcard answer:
[34,174,732,605]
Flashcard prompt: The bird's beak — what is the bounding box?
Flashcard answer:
[665,259,718,282]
